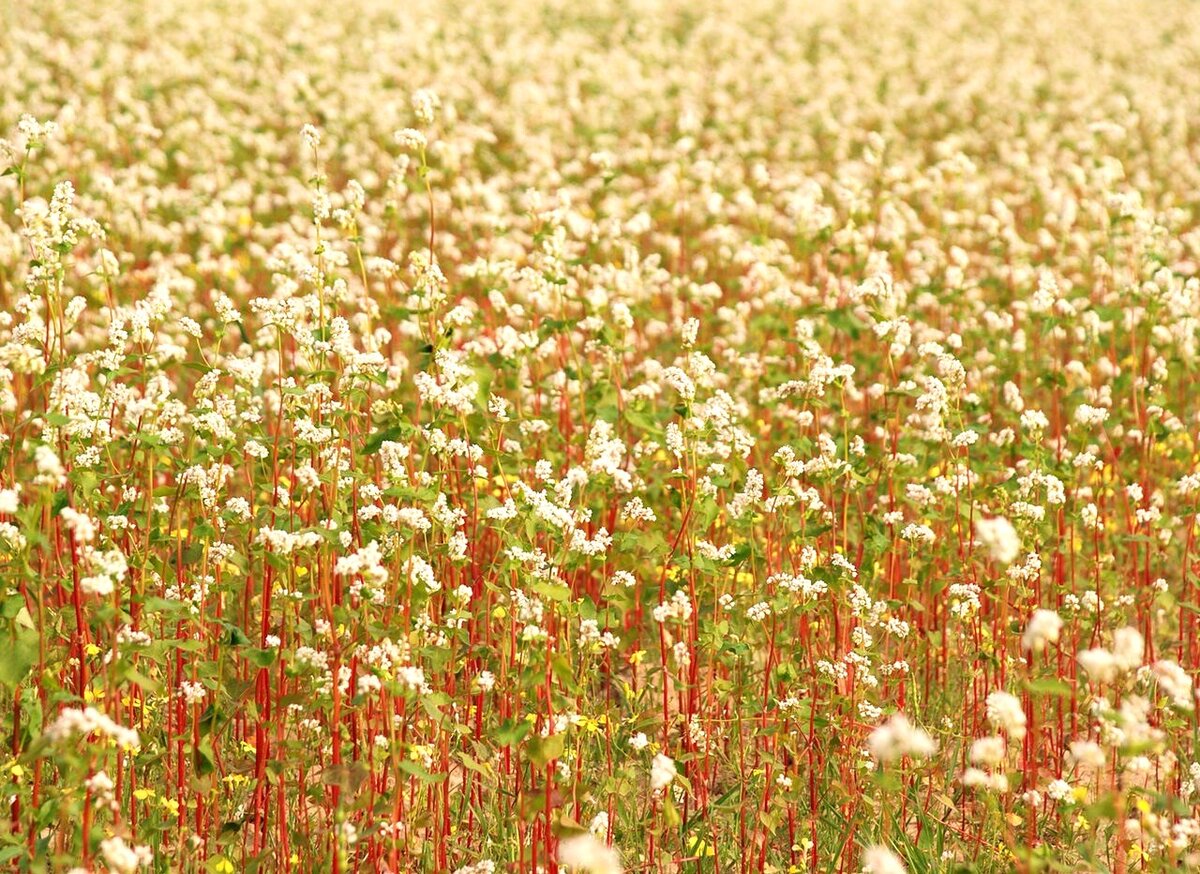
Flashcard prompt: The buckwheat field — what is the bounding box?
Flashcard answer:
[6,0,1200,871]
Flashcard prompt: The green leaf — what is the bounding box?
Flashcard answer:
[320,762,370,793]
[0,612,38,689]
[526,732,565,768]
[1024,677,1073,698]
[193,738,216,776]
[529,581,570,603]
[244,648,277,668]
[493,718,533,747]
[222,623,252,647]
[362,426,403,456]
[397,760,446,784]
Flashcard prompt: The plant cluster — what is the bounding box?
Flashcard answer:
[3,0,1200,871]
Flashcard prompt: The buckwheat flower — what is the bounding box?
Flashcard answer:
[1077,648,1119,683]
[1113,627,1145,671]
[1020,409,1050,433]
[178,681,207,705]
[59,507,96,545]
[951,430,978,448]
[17,114,58,149]
[861,845,906,874]
[411,88,440,125]
[899,523,935,545]
[557,833,622,874]
[244,439,269,459]
[973,516,1020,564]
[650,753,676,791]
[681,317,700,346]
[396,665,428,693]
[400,554,439,593]
[1066,740,1105,769]
[1152,660,1194,710]
[629,732,649,751]
[0,486,20,515]
[961,768,1009,792]
[48,707,140,750]
[986,692,1027,740]
[867,714,937,763]
[99,836,151,874]
[1074,404,1109,427]
[452,864,496,874]
[588,811,609,837]
[858,702,883,721]
[1046,779,1074,803]
[665,422,685,458]
[300,124,321,151]
[1021,609,1063,652]
[395,128,427,151]
[746,601,771,622]
[970,736,1006,767]
[80,572,115,597]
[610,571,635,588]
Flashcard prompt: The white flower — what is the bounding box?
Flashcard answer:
[1047,778,1074,802]
[1152,660,1194,710]
[1066,740,1105,769]
[650,753,676,791]
[1112,627,1145,671]
[411,88,441,125]
[974,516,1020,564]
[1021,609,1063,652]
[861,845,907,874]
[985,691,1027,740]
[99,837,151,873]
[866,714,937,763]
[970,736,1006,767]
[588,811,609,837]
[395,128,427,151]
[557,833,622,874]
[1077,648,1119,683]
